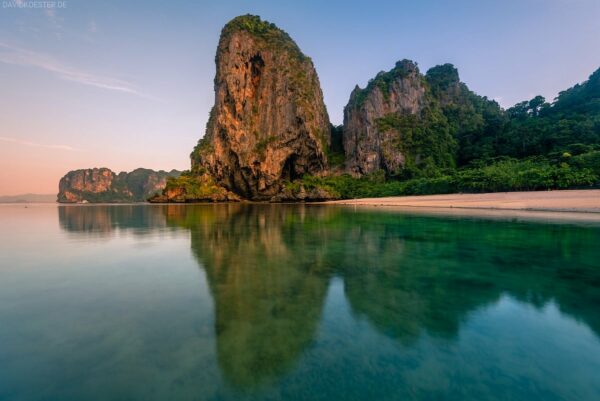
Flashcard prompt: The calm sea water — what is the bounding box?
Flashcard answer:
[1,204,599,401]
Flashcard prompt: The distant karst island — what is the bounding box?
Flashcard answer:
[58,168,180,203]
[58,15,600,203]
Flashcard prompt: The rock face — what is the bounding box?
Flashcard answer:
[191,15,331,200]
[58,168,181,203]
[343,60,427,176]
[343,61,506,178]
[151,16,507,202]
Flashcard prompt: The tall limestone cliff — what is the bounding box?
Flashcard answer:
[343,60,504,177]
[343,60,430,176]
[58,168,181,203]
[190,15,332,200]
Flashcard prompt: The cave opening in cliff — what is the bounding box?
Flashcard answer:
[250,53,264,91]
[282,154,300,181]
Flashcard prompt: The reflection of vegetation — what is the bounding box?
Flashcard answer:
[60,204,600,388]
[165,205,332,389]
[337,211,600,343]
[161,205,600,389]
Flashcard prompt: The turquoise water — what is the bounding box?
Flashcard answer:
[1,204,600,401]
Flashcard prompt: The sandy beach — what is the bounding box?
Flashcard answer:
[327,189,600,213]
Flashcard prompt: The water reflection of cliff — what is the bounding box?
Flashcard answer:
[338,212,600,343]
[58,205,171,237]
[165,204,332,388]
[164,204,600,388]
[60,204,600,388]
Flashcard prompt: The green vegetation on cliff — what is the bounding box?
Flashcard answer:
[188,14,328,202]
[351,60,417,107]
[334,63,600,198]
[297,151,599,199]
[182,16,600,202]
[220,14,308,63]
[425,64,507,166]
[150,171,239,202]
[374,108,456,179]
[165,172,222,198]
[346,60,459,178]
[436,65,600,164]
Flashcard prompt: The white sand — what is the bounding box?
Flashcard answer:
[327,189,600,213]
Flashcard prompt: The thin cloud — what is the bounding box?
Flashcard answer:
[88,20,98,34]
[45,8,63,38]
[0,136,81,151]
[0,42,155,99]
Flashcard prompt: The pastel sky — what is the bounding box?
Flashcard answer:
[1,0,600,195]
